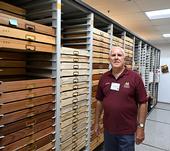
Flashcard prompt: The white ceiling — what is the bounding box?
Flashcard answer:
[84,0,170,48]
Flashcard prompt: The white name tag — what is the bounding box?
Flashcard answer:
[110,82,120,91]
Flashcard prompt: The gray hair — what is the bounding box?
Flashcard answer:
[109,46,125,56]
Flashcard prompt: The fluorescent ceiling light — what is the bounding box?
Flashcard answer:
[163,34,170,38]
[145,9,170,20]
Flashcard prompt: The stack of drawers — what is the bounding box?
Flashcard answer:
[60,47,89,151]
[91,28,110,151]
[123,36,134,69]
[0,2,56,151]
[0,79,55,150]
[112,36,124,48]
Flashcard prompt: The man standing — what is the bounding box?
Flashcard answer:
[95,46,148,151]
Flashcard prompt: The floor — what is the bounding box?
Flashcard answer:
[95,102,170,151]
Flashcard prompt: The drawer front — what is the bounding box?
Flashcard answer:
[1,78,53,92]
[61,47,89,57]
[61,76,89,84]
[1,87,54,104]
[0,103,54,125]
[61,82,88,92]
[61,88,88,100]
[61,62,89,69]
[0,1,26,16]
[3,127,53,151]
[0,37,55,53]
[0,13,55,36]
[61,94,88,107]
[61,69,89,77]
[93,52,108,59]
[0,95,54,114]
[93,63,109,69]
[0,68,26,76]
[93,45,109,54]
[93,34,110,43]
[93,28,110,39]
[93,58,109,64]
[0,111,54,136]
[0,25,55,45]
[61,54,88,63]
[93,69,108,75]
[1,119,53,146]
[93,40,110,49]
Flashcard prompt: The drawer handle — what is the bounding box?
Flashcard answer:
[73,51,79,55]
[72,118,78,123]
[73,105,78,110]
[0,114,4,118]
[72,92,78,97]
[72,98,78,103]
[26,84,36,89]
[73,65,79,69]
[25,45,36,51]
[25,24,35,32]
[73,58,79,62]
[73,112,78,116]
[0,146,5,150]
[73,71,79,76]
[0,125,4,128]
[73,85,78,90]
[73,78,78,83]
[25,35,36,41]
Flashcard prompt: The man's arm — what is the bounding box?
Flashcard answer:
[136,102,148,144]
[94,100,103,135]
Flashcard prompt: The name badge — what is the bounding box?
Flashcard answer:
[110,82,120,91]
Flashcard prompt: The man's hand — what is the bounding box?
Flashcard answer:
[94,123,100,136]
[135,127,145,145]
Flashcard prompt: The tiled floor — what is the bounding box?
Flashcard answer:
[95,102,170,151]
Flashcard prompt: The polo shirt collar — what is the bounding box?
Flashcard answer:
[108,67,129,79]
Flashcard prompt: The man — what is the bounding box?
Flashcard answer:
[95,46,148,151]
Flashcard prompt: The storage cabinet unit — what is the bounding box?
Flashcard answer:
[0,0,160,151]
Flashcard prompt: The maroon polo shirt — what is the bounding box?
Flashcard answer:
[96,68,147,135]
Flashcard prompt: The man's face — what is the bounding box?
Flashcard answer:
[109,47,125,69]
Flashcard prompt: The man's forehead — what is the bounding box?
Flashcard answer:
[110,48,124,54]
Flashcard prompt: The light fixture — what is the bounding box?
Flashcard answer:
[145,9,170,20]
[163,34,170,38]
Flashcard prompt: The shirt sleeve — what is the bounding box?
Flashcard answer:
[135,75,148,104]
[95,76,104,101]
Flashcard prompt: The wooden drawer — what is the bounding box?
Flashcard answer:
[0,10,25,19]
[2,127,53,151]
[61,54,88,63]
[0,111,54,136]
[92,74,103,80]
[0,37,55,53]
[93,52,108,59]
[93,40,110,49]
[61,62,89,70]
[0,1,26,16]
[61,87,88,100]
[93,63,109,69]
[93,45,109,54]
[0,51,26,61]
[93,58,109,64]
[36,142,54,151]
[0,103,54,125]
[61,93,88,107]
[61,82,88,92]
[0,119,53,146]
[0,25,55,45]
[0,95,54,114]
[0,87,54,104]
[61,75,89,84]
[0,60,25,68]
[61,69,89,77]
[61,47,89,57]
[0,78,53,92]
[93,34,110,44]
[93,69,108,75]
[0,13,55,36]
[93,28,110,39]
[0,68,26,76]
